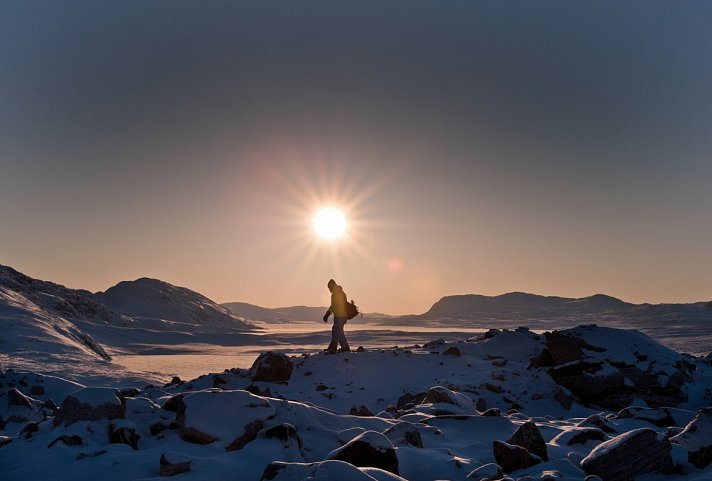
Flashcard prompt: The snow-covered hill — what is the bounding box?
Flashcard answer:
[96,278,252,330]
[0,265,253,382]
[1,325,711,481]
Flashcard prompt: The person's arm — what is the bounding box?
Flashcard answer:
[323,308,332,322]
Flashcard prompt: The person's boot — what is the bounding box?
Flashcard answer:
[324,342,337,353]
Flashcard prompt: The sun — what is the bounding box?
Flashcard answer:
[313,207,347,240]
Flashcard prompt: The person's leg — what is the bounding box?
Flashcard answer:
[325,322,338,352]
[335,317,350,351]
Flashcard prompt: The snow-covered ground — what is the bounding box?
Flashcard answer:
[3,265,712,480]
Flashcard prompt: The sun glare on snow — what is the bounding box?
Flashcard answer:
[313,207,347,240]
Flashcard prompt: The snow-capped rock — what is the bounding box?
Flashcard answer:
[671,406,712,468]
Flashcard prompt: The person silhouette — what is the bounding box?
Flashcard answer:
[323,278,351,353]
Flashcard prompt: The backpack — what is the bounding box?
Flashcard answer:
[345,299,360,320]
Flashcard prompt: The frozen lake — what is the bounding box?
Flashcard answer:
[111,320,710,381]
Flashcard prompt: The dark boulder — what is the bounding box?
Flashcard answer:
[226,420,264,451]
[670,406,712,468]
[250,352,293,383]
[264,423,302,448]
[581,428,673,481]
[383,422,424,448]
[443,346,461,356]
[7,388,32,409]
[349,404,373,416]
[466,462,502,480]
[108,423,140,450]
[493,440,541,473]
[53,388,125,426]
[48,435,83,448]
[397,391,426,410]
[329,430,399,475]
[507,421,548,461]
[160,453,191,477]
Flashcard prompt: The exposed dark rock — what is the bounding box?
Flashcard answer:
[476,397,488,412]
[315,384,328,392]
[48,435,83,448]
[245,384,272,397]
[261,461,289,480]
[160,453,191,477]
[212,375,227,388]
[76,449,107,461]
[250,352,293,383]
[423,386,472,409]
[670,406,712,468]
[161,394,185,413]
[568,428,607,445]
[226,420,264,451]
[42,398,59,416]
[507,421,548,461]
[383,422,424,448]
[443,346,461,356]
[482,408,501,417]
[529,348,556,368]
[617,407,677,427]
[397,391,426,410]
[553,386,573,410]
[581,428,673,481]
[355,346,365,352]
[545,330,606,364]
[20,421,39,438]
[493,440,541,473]
[54,389,125,426]
[30,385,44,396]
[151,422,169,436]
[7,388,32,409]
[108,423,140,450]
[329,430,399,475]
[578,414,617,433]
[0,436,12,448]
[164,376,184,388]
[118,387,141,398]
[264,423,302,448]
[349,404,373,416]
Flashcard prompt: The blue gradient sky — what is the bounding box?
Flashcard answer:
[1,1,711,314]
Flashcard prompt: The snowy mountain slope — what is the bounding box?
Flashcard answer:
[2,325,712,481]
[95,278,252,330]
[0,265,254,383]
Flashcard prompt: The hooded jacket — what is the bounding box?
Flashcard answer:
[330,285,348,318]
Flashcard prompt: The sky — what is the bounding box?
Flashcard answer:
[1,1,711,315]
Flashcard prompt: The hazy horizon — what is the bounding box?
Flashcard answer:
[2,2,711,315]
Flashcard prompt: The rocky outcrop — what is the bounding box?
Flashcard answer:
[250,352,293,383]
[581,428,672,481]
[329,430,399,474]
[507,421,547,461]
[108,423,140,450]
[493,440,541,473]
[422,386,473,410]
[670,406,712,468]
[160,453,191,477]
[53,388,125,426]
[383,422,423,448]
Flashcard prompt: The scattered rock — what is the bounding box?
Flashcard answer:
[397,391,426,410]
[553,386,573,410]
[245,384,272,397]
[151,422,169,436]
[493,440,541,473]
[48,435,83,448]
[0,436,12,448]
[443,346,461,356]
[507,421,548,461]
[423,386,474,411]
[263,423,302,448]
[7,388,32,409]
[108,423,140,450]
[356,346,365,352]
[349,404,373,416]
[482,408,501,417]
[250,352,293,383]
[226,420,264,451]
[212,375,227,388]
[581,428,673,481]
[329,430,399,474]
[118,387,141,398]
[30,385,44,396]
[53,387,125,426]
[20,421,39,438]
[577,414,617,433]
[383,422,424,448]
[160,453,191,477]
[670,406,712,468]
[164,376,184,388]
[161,394,185,412]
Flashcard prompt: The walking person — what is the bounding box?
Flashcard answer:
[323,278,351,353]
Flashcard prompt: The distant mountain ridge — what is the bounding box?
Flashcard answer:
[421,291,710,321]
